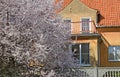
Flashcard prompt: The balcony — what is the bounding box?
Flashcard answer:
[71,20,97,35]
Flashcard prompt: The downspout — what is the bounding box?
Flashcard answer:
[95,35,101,77]
[96,11,101,67]
[97,36,101,67]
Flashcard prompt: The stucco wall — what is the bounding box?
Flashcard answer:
[100,40,120,67]
[59,0,97,34]
[99,31,120,67]
[59,0,98,67]
[72,38,98,67]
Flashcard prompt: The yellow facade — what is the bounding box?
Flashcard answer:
[72,38,98,66]
[58,0,120,67]
[99,31,120,67]
[58,0,97,34]
[59,0,99,67]
[100,39,120,67]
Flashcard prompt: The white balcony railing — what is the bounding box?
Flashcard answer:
[71,21,97,34]
[55,67,120,77]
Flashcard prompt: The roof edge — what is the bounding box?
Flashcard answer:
[96,26,120,28]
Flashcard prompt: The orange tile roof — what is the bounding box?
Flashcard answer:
[55,0,72,12]
[56,0,120,26]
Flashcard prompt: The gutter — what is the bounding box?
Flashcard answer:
[96,25,120,28]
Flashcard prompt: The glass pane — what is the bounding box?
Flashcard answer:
[81,18,89,32]
[81,43,89,53]
[108,47,115,60]
[116,47,120,60]
[81,54,90,64]
[72,44,80,60]
[108,46,120,61]
[116,50,120,60]
[64,19,71,23]
[80,43,90,65]
[108,52,114,60]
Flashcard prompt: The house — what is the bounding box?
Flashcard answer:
[57,0,120,67]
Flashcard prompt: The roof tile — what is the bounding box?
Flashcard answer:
[57,0,120,26]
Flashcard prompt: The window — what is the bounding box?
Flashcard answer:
[80,43,90,65]
[72,44,80,63]
[71,43,90,66]
[64,18,71,23]
[81,18,91,33]
[2,12,16,25]
[108,46,120,61]
[9,15,16,25]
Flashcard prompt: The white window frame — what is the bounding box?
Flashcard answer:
[108,46,120,61]
[69,43,91,66]
[80,43,91,66]
[80,17,91,33]
[63,18,72,33]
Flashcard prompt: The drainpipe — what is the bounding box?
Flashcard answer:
[96,36,101,77]
[97,36,101,67]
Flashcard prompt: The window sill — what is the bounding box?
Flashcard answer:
[80,64,91,67]
[108,60,120,62]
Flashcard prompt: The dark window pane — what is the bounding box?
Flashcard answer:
[64,19,71,23]
[81,18,90,33]
[71,43,90,65]
[81,43,89,53]
[81,54,90,64]
[81,43,90,65]
[72,44,79,60]
[108,46,120,61]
